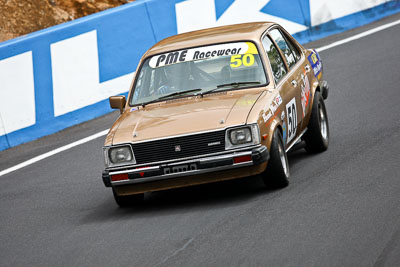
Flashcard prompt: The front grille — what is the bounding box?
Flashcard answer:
[132,130,226,165]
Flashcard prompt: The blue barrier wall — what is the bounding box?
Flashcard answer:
[0,0,399,151]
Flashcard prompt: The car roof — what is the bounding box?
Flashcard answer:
[144,22,275,57]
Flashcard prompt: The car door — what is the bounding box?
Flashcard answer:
[269,28,309,145]
[276,28,313,132]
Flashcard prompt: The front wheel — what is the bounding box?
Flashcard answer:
[262,129,289,189]
[112,188,144,208]
[303,91,329,153]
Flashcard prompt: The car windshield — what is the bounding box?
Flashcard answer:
[130,41,268,106]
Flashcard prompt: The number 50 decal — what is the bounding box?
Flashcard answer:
[286,98,297,143]
[230,54,255,68]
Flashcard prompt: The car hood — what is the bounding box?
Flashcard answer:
[109,89,264,145]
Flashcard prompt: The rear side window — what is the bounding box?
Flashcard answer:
[269,29,298,68]
[262,36,287,85]
[286,36,301,62]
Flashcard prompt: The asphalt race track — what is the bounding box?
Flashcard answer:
[1,14,400,266]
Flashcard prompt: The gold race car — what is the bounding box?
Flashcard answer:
[102,22,329,207]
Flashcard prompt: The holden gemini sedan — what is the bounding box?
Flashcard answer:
[102,22,330,207]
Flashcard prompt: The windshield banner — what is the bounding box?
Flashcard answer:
[149,42,258,68]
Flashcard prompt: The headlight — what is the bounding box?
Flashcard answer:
[226,124,260,150]
[230,128,252,144]
[105,145,136,167]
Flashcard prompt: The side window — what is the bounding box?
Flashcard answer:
[269,29,297,68]
[262,36,287,85]
[286,37,301,62]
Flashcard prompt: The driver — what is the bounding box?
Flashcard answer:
[155,62,192,95]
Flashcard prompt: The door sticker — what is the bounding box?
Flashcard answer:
[282,121,287,144]
[300,70,311,118]
[286,98,297,143]
[275,93,283,105]
[307,50,322,79]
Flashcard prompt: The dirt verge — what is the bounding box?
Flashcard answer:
[0,0,134,42]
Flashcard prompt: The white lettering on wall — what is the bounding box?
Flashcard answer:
[0,115,5,136]
[0,52,36,133]
[175,0,308,35]
[310,0,390,26]
[51,30,134,117]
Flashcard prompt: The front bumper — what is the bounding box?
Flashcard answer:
[102,145,269,188]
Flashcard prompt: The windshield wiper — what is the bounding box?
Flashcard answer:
[216,81,261,88]
[201,81,262,97]
[141,88,202,107]
[158,88,202,100]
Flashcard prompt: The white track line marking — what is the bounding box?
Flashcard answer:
[316,19,400,52]
[0,129,109,177]
[156,238,194,266]
[1,18,400,177]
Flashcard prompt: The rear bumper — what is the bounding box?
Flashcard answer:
[321,80,329,100]
[102,145,269,188]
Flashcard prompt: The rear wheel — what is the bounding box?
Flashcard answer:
[303,91,329,153]
[262,129,289,188]
[112,188,144,207]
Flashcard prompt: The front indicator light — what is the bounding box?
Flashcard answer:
[111,173,129,182]
[233,155,252,164]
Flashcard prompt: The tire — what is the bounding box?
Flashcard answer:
[112,188,144,208]
[262,129,289,188]
[303,91,329,153]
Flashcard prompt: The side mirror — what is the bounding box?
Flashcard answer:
[109,96,126,114]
